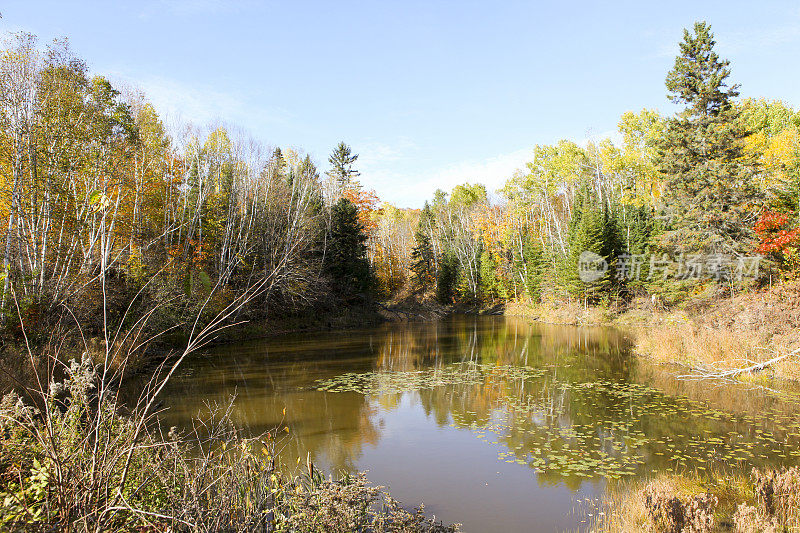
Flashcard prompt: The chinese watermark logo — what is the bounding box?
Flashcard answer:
[578,251,609,283]
[578,251,762,283]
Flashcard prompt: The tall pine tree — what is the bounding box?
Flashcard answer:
[657,21,761,260]
[563,185,622,304]
[410,202,436,293]
[324,198,371,295]
[326,141,361,189]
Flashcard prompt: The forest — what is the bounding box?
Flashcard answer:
[0,23,798,354]
[2,15,800,533]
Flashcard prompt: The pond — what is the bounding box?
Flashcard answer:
[157,315,800,532]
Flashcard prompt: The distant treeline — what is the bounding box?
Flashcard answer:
[1,21,799,346]
[397,21,800,307]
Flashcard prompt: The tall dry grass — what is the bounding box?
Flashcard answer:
[630,319,800,381]
[592,467,800,533]
[0,279,459,532]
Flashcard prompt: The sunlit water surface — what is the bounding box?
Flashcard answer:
[156,316,800,532]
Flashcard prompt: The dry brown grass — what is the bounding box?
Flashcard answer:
[635,321,768,371]
[624,281,800,382]
[593,467,800,533]
[505,299,614,326]
[633,316,800,382]
[593,472,750,533]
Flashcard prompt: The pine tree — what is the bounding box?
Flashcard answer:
[410,202,436,293]
[519,239,544,300]
[436,252,459,305]
[270,147,287,180]
[326,141,360,189]
[478,249,507,300]
[563,185,622,303]
[325,198,371,295]
[657,21,761,259]
[623,204,656,294]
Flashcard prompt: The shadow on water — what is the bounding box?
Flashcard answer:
[154,315,800,532]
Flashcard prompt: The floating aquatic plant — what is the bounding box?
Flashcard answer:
[315,363,800,481]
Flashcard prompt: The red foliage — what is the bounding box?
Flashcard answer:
[755,210,800,254]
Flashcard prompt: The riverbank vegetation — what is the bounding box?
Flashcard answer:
[0,33,387,377]
[1,22,799,372]
[1,17,799,533]
[591,467,800,532]
[0,351,459,531]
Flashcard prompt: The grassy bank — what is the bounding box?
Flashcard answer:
[506,281,800,383]
[630,283,800,383]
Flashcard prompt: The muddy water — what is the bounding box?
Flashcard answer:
[158,316,800,532]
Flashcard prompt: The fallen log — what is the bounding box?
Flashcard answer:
[677,347,800,382]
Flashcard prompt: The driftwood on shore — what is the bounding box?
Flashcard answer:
[677,347,800,382]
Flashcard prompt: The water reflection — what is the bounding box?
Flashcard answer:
[158,316,800,532]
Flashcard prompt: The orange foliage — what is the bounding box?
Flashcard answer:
[343,187,380,234]
[755,210,799,255]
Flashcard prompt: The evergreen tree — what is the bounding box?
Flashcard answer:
[325,198,371,295]
[436,252,459,305]
[299,155,324,215]
[478,249,507,300]
[326,141,360,189]
[410,202,436,293]
[270,147,287,180]
[519,239,545,300]
[563,185,622,303]
[656,21,761,259]
[622,204,656,294]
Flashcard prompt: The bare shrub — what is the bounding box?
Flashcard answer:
[643,486,717,533]
[0,276,458,531]
[0,359,460,532]
[732,467,800,532]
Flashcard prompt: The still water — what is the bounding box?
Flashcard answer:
[158,316,800,532]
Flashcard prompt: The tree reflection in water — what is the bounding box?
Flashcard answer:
[159,316,800,487]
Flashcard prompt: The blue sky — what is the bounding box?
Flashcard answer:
[2,1,799,207]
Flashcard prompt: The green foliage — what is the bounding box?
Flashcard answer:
[449,183,487,209]
[657,21,762,261]
[563,185,623,304]
[518,239,545,301]
[739,98,800,137]
[436,252,459,304]
[478,250,507,300]
[621,204,657,295]
[326,141,360,188]
[325,198,372,295]
[410,203,436,293]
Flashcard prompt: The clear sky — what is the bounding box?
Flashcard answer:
[2,1,799,207]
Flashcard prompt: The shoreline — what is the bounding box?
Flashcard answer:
[503,283,800,384]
